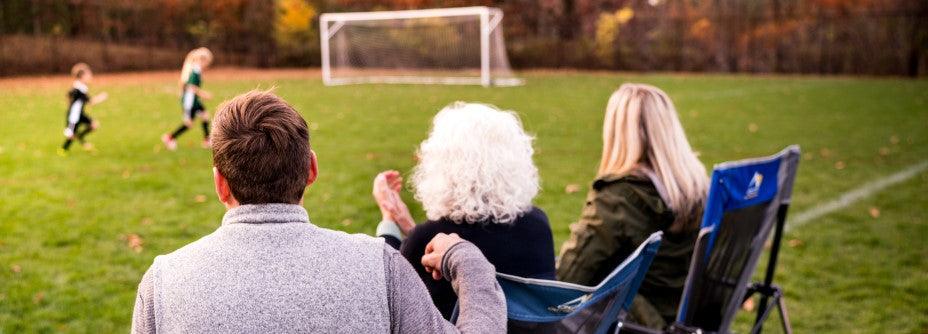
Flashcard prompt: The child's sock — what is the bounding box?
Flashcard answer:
[201,121,210,138]
[171,124,189,139]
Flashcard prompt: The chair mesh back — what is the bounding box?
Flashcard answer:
[681,202,772,330]
[675,145,800,333]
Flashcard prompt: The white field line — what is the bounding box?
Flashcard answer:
[786,159,928,232]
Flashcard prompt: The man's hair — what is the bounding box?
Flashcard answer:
[212,90,311,204]
[71,63,91,79]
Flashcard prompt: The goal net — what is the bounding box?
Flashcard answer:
[320,7,521,86]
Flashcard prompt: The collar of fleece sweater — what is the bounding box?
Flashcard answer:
[221,204,310,226]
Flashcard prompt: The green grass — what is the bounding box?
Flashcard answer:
[1,70,926,333]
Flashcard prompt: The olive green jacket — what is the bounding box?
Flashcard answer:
[557,173,698,326]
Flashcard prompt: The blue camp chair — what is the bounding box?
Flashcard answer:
[496,232,663,334]
[624,146,800,334]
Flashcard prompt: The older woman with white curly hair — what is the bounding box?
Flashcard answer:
[373,102,555,319]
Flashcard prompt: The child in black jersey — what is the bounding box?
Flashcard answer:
[59,63,107,155]
[161,47,214,150]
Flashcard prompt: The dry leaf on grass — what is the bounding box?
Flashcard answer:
[194,194,207,203]
[748,123,759,133]
[742,298,755,311]
[10,264,21,274]
[890,135,900,145]
[124,234,144,253]
[834,161,846,170]
[869,207,881,219]
[565,184,581,194]
[819,148,832,159]
[878,147,890,156]
[141,218,154,226]
[787,239,804,248]
[341,219,353,226]
[33,292,45,304]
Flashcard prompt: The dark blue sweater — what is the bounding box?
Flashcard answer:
[389,206,556,319]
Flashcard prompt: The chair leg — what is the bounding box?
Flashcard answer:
[776,295,793,334]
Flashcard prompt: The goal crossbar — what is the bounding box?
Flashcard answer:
[320,6,521,87]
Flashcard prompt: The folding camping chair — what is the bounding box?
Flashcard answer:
[660,145,801,334]
[493,232,663,334]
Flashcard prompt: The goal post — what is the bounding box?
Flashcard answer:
[320,6,522,87]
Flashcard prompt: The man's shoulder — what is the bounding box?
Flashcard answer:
[312,225,384,247]
[152,230,221,265]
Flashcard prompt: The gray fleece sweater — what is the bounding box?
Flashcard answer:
[130,204,506,333]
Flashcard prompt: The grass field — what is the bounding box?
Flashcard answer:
[0,69,926,333]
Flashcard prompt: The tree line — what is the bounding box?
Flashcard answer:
[1,0,925,76]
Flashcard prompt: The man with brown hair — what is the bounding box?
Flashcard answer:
[131,90,506,333]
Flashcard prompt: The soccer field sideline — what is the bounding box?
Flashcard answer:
[1,70,926,332]
[786,159,928,233]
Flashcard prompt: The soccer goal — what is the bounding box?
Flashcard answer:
[320,6,522,87]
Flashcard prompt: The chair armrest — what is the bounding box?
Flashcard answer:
[619,322,664,334]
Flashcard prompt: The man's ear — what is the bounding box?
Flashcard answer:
[213,167,235,208]
[307,150,319,186]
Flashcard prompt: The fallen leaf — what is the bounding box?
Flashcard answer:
[194,194,207,203]
[819,148,832,159]
[565,184,581,194]
[869,207,880,218]
[365,152,377,160]
[788,239,804,248]
[10,264,21,274]
[878,147,891,156]
[309,122,320,131]
[33,292,45,304]
[802,152,814,161]
[341,219,353,226]
[890,135,900,145]
[834,161,846,170]
[122,170,131,179]
[742,298,755,311]
[141,218,154,226]
[125,234,144,253]
[747,123,759,133]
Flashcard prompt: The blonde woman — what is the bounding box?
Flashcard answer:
[557,84,709,329]
[162,47,214,150]
[373,102,555,319]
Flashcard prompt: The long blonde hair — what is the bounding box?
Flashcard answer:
[179,47,213,87]
[599,83,708,231]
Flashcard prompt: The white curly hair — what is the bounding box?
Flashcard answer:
[412,102,539,224]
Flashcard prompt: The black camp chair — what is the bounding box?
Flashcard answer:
[624,145,800,334]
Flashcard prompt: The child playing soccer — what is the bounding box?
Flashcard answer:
[161,47,214,150]
[59,63,107,155]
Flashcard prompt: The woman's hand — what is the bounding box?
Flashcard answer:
[373,170,416,235]
[421,233,464,281]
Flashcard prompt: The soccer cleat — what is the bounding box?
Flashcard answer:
[161,134,177,151]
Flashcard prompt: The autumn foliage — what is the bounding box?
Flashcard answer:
[0,0,925,76]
